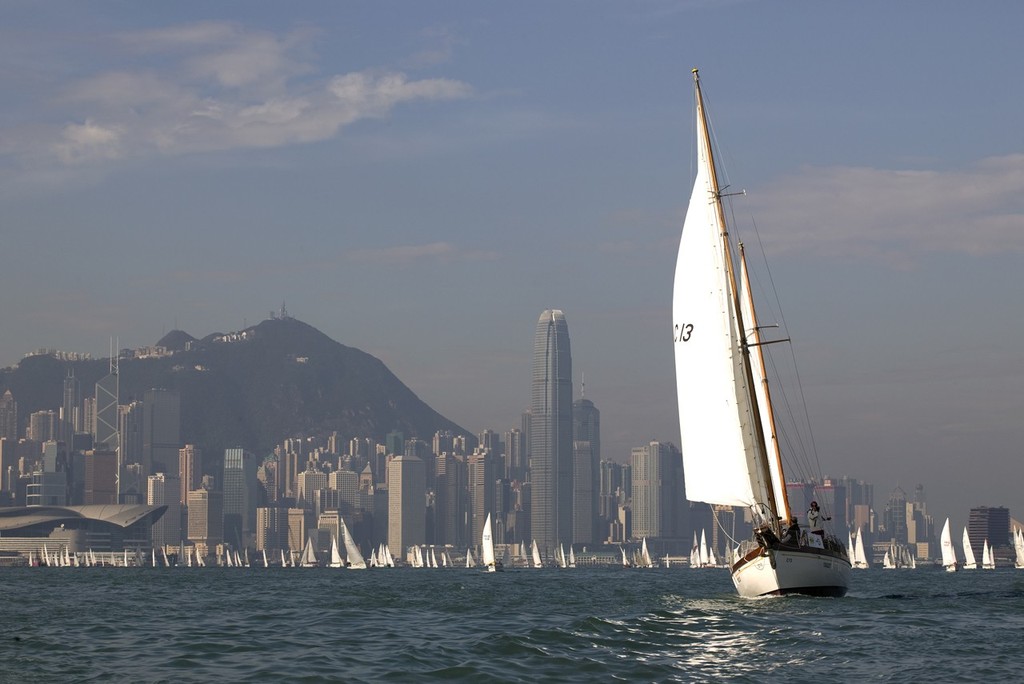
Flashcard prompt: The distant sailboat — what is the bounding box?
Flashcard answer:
[1015,528,1024,569]
[465,549,477,568]
[567,546,576,568]
[962,527,978,570]
[982,539,995,570]
[852,527,870,569]
[299,538,318,567]
[940,518,958,572]
[328,536,345,568]
[481,513,497,572]
[262,549,269,569]
[341,517,367,569]
[532,540,543,569]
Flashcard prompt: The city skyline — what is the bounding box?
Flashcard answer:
[2,3,1023,528]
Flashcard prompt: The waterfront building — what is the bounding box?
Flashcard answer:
[178,445,201,506]
[148,473,181,549]
[187,488,223,552]
[223,448,257,547]
[572,396,600,545]
[84,449,118,505]
[255,506,290,552]
[630,441,682,541]
[387,454,425,562]
[434,451,467,547]
[969,506,1010,554]
[530,309,573,555]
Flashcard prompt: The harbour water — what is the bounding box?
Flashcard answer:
[2,566,1021,682]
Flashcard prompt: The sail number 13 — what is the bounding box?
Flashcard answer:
[674,323,694,342]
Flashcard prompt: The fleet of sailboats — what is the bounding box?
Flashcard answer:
[673,69,850,597]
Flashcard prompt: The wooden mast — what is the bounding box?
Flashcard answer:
[692,68,779,523]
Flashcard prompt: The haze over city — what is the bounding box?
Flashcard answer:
[2,1,1022,530]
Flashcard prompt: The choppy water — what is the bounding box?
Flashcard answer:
[1,566,1021,682]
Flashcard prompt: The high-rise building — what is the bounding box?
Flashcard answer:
[504,428,525,482]
[119,401,143,467]
[387,454,425,562]
[223,448,257,547]
[968,506,1010,552]
[0,390,18,441]
[434,452,467,546]
[28,411,58,443]
[255,507,290,552]
[467,447,494,548]
[142,389,180,476]
[84,449,118,504]
[187,488,223,552]
[178,444,201,506]
[572,397,600,545]
[61,370,81,443]
[630,441,682,540]
[530,309,573,554]
[148,473,181,550]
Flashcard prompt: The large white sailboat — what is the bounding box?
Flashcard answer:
[340,517,367,569]
[940,518,958,572]
[673,69,850,597]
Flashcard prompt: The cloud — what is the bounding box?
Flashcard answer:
[743,154,1024,260]
[53,120,122,164]
[347,242,498,264]
[11,21,472,167]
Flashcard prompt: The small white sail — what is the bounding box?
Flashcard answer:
[481,513,496,572]
[262,549,268,569]
[1015,528,1024,569]
[641,537,653,568]
[568,546,576,568]
[329,536,344,568]
[940,518,958,572]
[532,540,543,568]
[430,548,439,569]
[466,549,477,568]
[962,527,978,569]
[699,530,709,567]
[299,538,318,567]
[853,527,870,569]
[982,539,995,570]
[161,547,171,568]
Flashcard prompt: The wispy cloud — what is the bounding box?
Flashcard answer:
[745,154,1024,260]
[347,242,498,264]
[6,21,472,167]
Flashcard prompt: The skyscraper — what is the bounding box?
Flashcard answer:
[148,473,181,550]
[223,448,257,547]
[142,389,181,476]
[530,309,573,554]
[387,454,425,562]
[0,390,17,441]
[572,396,600,545]
[61,370,81,443]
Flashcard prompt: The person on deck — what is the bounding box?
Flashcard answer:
[807,501,831,539]
[780,517,801,546]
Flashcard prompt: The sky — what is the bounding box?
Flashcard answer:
[2,1,1023,534]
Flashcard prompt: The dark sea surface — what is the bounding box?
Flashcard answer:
[1,565,1022,682]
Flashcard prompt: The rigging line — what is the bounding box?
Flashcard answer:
[748,215,826,480]
[711,506,742,550]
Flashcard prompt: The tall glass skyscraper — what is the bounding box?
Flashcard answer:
[530,309,573,556]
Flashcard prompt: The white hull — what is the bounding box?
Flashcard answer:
[732,547,850,598]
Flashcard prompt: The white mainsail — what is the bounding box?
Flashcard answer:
[1015,528,1024,569]
[299,537,318,567]
[341,517,366,569]
[982,539,995,570]
[699,530,709,567]
[532,540,543,569]
[329,536,344,568]
[853,527,869,569]
[962,527,978,569]
[940,518,958,572]
[481,513,496,572]
[466,549,477,568]
[674,85,768,509]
